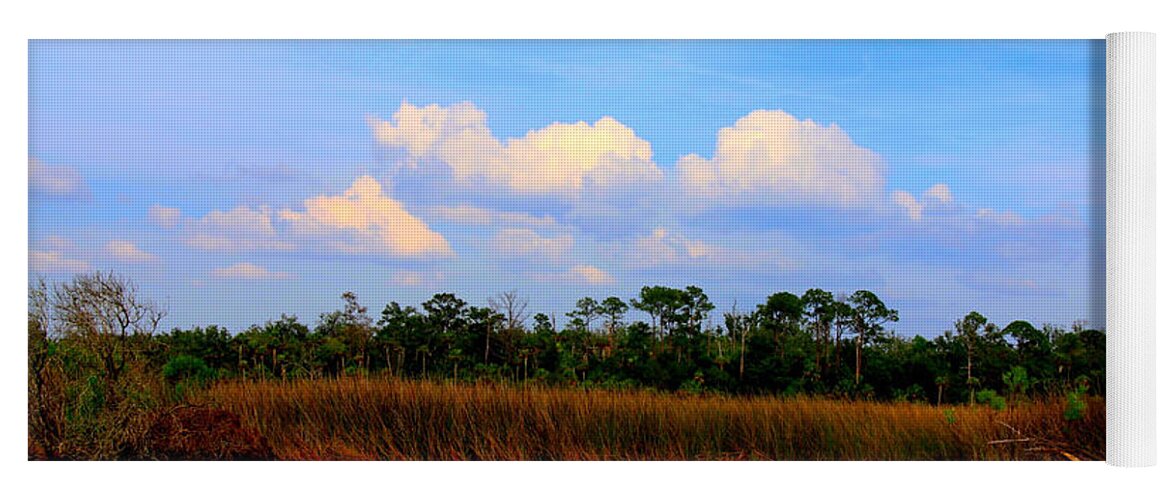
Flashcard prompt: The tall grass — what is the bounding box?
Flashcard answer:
[196,377,1103,460]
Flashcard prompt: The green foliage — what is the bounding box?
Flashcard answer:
[893,384,926,403]
[29,275,1112,456]
[975,389,1007,411]
[1002,365,1031,404]
[162,355,215,383]
[1064,376,1090,421]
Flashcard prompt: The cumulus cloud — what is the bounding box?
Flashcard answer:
[924,183,953,204]
[186,206,294,252]
[148,205,182,228]
[280,176,453,257]
[29,159,87,197]
[211,262,291,280]
[632,228,705,267]
[369,101,663,197]
[892,183,955,221]
[490,228,572,260]
[677,110,885,207]
[30,250,91,273]
[106,240,158,263]
[890,182,1034,230]
[891,191,924,221]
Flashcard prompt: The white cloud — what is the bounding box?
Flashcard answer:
[148,205,182,228]
[41,235,76,252]
[211,262,291,280]
[568,265,615,285]
[429,205,558,228]
[30,250,91,273]
[280,176,453,258]
[391,270,445,287]
[29,159,87,197]
[186,205,294,252]
[924,183,953,204]
[629,227,793,270]
[892,184,954,221]
[491,228,572,259]
[976,208,1025,227]
[370,101,663,197]
[891,191,923,221]
[677,110,885,207]
[201,205,278,234]
[105,240,158,263]
[532,265,615,285]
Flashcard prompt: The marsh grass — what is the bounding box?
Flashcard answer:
[197,377,1104,461]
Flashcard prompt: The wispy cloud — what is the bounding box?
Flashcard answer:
[185,206,294,252]
[29,158,87,198]
[30,250,90,273]
[106,240,159,263]
[429,205,558,228]
[148,205,182,228]
[491,228,572,260]
[531,264,616,286]
[211,262,292,280]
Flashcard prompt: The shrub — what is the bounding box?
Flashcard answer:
[1064,376,1090,421]
[145,406,273,460]
[975,389,1007,411]
[162,355,214,383]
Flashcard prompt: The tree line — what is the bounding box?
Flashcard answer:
[31,272,1104,407]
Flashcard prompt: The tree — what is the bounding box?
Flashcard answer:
[757,292,803,365]
[681,286,715,333]
[163,324,236,374]
[847,290,898,386]
[466,305,505,366]
[421,293,468,377]
[316,292,374,374]
[829,299,855,376]
[956,311,988,404]
[724,301,753,381]
[28,278,59,457]
[631,286,686,338]
[566,297,601,332]
[801,288,836,377]
[51,271,166,401]
[934,374,950,405]
[488,290,530,331]
[377,301,424,376]
[1003,320,1053,387]
[600,297,629,336]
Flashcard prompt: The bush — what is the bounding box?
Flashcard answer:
[1064,376,1090,421]
[163,355,214,383]
[145,406,273,460]
[1002,366,1031,405]
[975,389,1007,411]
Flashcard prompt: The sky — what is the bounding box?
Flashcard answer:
[28,40,1105,337]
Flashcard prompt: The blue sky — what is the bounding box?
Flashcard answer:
[28,40,1105,336]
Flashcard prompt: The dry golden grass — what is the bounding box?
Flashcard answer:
[195,377,1104,460]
